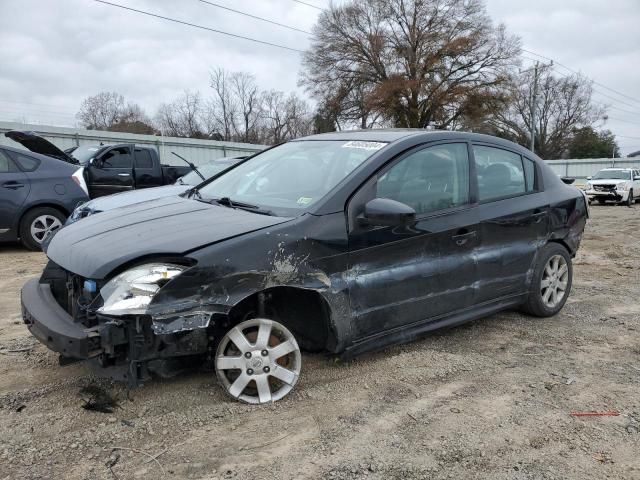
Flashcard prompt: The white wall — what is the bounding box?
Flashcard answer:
[544,158,640,179]
[0,121,266,166]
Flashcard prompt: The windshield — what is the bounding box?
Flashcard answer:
[70,145,106,164]
[593,170,631,180]
[178,161,234,185]
[197,140,385,216]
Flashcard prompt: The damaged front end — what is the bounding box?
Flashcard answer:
[22,260,221,386]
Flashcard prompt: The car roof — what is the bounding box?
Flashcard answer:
[294,128,523,149]
[294,129,537,154]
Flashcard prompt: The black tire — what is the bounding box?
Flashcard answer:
[626,190,634,207]
[597,198,606,204]
[19,207,65,251]
[521,243,573,317]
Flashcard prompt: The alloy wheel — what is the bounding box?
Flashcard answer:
[30,215,62,244]
[215,318,301,404]
[540,254,569,309]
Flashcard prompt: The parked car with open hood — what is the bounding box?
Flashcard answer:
[584,168,640,206]
[66,156,243,224]
[0,144,88,250]
[5,131,192,198]
[21,130,588,404]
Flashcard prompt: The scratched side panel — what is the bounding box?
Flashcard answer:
[475,192,550,303]
[147,212,354,350]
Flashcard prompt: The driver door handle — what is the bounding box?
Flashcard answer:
[451,230,477,246]
[118,173,131,177]
[2,181,25,189]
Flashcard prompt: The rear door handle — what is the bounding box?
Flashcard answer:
[2,181,25,189]
[531,210,547,224]
[451,230,477,246]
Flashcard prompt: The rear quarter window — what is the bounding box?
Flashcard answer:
[8,152,40,172]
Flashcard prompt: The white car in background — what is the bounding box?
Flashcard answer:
[584,168,640,206]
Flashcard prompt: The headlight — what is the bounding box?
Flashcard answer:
[617,183,628,191]
[98,263,188,315]
[585,182,592,190]
[67,202,98,224]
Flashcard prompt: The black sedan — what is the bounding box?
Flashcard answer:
[21,130,588,404]
[0,144,88,250]
[66,156,243,224]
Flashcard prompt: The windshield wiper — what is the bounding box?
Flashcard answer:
[186,187,202,199]
[172,152,205,181]
[211,197,275,216]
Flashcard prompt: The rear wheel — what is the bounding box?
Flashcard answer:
[19,207,65,251]
[215,318,301,404]
[521,243,572,317]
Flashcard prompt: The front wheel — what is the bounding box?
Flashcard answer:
[215,318,302,404]
[521,243,573,317]
[626,190,634,207]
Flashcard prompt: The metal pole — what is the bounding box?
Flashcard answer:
[530,62,539,153]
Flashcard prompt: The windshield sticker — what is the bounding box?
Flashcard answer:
[297,196,313,205]
[341,141,386,151]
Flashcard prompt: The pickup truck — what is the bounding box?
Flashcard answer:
[5,131,192,198]
[584,167,640,206]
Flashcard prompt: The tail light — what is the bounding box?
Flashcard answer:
[71,167,89,197]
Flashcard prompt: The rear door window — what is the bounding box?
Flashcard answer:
[134,149,153,168]
[0,150,18,173]
[474,145,526,201]
[9,152,40,172]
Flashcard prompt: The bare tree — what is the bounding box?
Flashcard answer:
[259,91,313,144]
[77,91,126,129]
[491,65,605,158]
[205,68,237,141]
[230,72,262,143]
[301,0,521,129]
[260,90,289,144]
[155,90,205,138]
[108,103,155,134]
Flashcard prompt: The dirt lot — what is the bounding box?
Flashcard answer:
[0,205,639,480]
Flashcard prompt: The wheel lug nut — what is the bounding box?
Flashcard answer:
[261,350,268,357]
[263,366,270,373]
[247,368,254,375]
[244,352,251,358]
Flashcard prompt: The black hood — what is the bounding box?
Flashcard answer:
[5,131,78,164]
[46,196,292,279]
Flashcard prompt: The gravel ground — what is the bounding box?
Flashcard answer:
[0,205,639,480]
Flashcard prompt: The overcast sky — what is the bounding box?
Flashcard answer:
[0,0,639,154]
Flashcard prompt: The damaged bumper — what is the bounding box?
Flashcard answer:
[585,189,628,202]
[21,278,101,359]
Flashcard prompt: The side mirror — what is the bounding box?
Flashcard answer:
[360,198,416,227]
[634,176,640,181]
[586,176,592,181]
